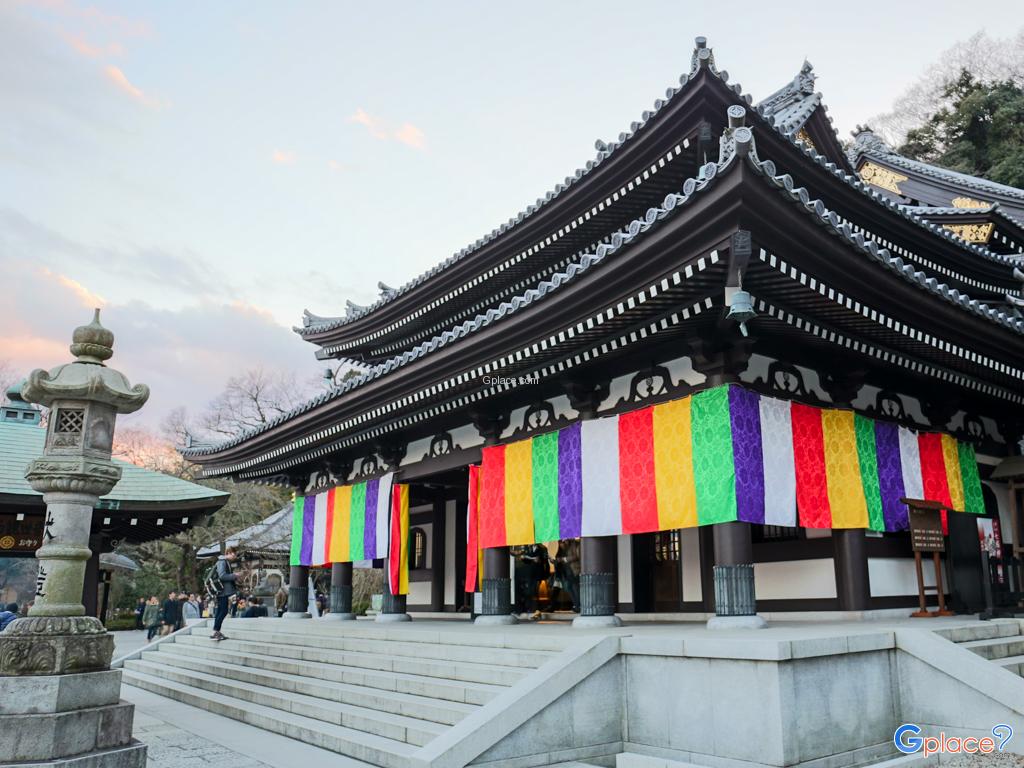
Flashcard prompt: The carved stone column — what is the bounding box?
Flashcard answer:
[0,311,148,767]
[471,410,517,625]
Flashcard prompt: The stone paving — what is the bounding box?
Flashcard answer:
[133,710,272,768]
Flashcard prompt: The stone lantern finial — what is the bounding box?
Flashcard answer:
[69,308,114,364]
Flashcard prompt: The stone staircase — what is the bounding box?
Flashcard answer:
[120,618,573,768]
[934,619,1024,677]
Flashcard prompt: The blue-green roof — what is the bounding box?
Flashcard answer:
[0,420,228,506]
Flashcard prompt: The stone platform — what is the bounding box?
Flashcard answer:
[114,615,1024,768]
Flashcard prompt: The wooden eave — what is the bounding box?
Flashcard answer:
[190,161,1022,480]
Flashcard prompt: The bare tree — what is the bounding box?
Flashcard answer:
[197,367,309,439]
[0,360,17,402]
[868,29,1024,145]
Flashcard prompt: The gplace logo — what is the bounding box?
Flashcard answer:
[894,724,1013,757]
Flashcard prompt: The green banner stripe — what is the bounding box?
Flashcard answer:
[290,495,304,566]
[350,482,366,561]
[691,386,737,525]
[531,430,561,542]
[958,442,985,514]
[854,414,885,532]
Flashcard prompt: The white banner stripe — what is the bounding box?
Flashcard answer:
[898,427,924,500]
[311,491,329,566]
[759,396,796,527]
[375,473,394,560]
[580,417,622,536]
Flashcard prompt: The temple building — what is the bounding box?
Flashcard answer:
[183,38,1024,623]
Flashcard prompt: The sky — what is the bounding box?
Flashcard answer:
[2,0,1023,431]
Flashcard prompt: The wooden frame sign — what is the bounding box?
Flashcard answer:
[902,498,953,618]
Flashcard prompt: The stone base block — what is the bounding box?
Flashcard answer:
[0,700,135,762]
[0,617,113,676]
[0,669,122,715]
[281,612,312,619]
[474,614,519,626]
[13,740,147,768]
[322,612,357,621]
[706,614,767,630]
[374,612,412,623]
[572,614,623,629]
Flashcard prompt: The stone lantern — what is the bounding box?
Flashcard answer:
[0,309,149,767]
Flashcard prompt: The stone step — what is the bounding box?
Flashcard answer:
[122,669,416,768]
[159,638,506,705]
[124,659,445,746]
[934,621,1021,644]
[215,624,556,668]
[219,617,570,653]
[140,647,477,725]
[174,633,529,686]
[996,653,1024,677]
[959,635,1024,660]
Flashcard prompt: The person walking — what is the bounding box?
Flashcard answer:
[142,596,161,641]
[182,594,200,621]
[161,590,181,636]
[133,597,146,630]
[0,602,19,632]
[210,546,239,642]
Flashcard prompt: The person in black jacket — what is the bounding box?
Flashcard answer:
[160,591,181,636]
[210,547,239,641]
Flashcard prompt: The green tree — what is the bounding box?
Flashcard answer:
[899,71,1024,188]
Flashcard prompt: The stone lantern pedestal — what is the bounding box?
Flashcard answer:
[0,310,149,767]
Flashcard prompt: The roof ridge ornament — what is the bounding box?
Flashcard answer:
[688,36,717,80]
[849,125,893,163]
[717,106,756,167]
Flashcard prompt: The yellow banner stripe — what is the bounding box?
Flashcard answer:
[941,434,965,511]
[503,439,535,545]
[653,396,697,529]
[821,409,869,528]
[328,485,352,562]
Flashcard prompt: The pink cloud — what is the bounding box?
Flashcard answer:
[348,108,425,149]
[104,64,162,108]
[271,149,297,165]
[19,0,152,38]
[60,30,123,58]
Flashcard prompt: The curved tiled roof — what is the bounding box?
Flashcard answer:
[296,37,726,337]
[848,128,1024,207]
[185,122,1024,461]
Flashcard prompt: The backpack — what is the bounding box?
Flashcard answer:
[203,562,224,598]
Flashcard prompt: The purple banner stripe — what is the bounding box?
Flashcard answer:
[729,386,765,524]
[874,421,908,531]
[300,495,315,566]
[557,422,583,538]
[364,478,379,559]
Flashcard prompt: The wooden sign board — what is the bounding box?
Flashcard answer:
[904,500,945,553]
[0,515,43,554]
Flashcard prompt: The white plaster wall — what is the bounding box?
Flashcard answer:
[444,500,456,606]
[617,535,632,605]
[754,559,837,600]
[408,580,431,606]
[983,481,1013,545]
[868,557,943,597]
[680,528,702,603]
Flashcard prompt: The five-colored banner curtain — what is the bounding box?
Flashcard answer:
[388,483,410,596]
[476,384,983,547]
[289,473,394,567]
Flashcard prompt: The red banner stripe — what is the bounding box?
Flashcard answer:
[791,402,831,528]
[618,406,660,534]
[479,445,507,548]
[918,433,952,508]
[465,465,480,593]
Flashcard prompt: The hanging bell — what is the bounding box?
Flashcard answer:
[726,288,757,337]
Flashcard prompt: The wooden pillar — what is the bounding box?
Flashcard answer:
[565,379,620,628]
[472,410,516,625]
[710,521,764,628]
[325,561,355,620]
[283,564,311,618]
[834,529,870,611]
[430,496,446,612]
[455,496,469,610]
